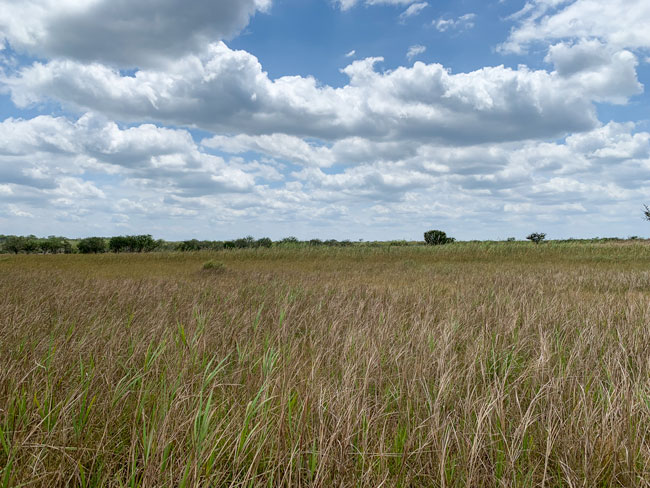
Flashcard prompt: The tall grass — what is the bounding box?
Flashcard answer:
[1,242,650,486]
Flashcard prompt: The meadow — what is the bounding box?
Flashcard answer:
[1,242,650,487]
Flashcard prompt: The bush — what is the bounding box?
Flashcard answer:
[77,237,107,254]
[202,260,225,273]
[526,232,546,244]
[424,230,455,245]
[256,237,273,248]
[177,239,201,252]
[109,235,157,252]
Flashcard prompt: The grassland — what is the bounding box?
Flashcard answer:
[1,242,650,487]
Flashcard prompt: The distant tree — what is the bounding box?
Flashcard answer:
[3,236,26,254]
[77,237,107,254]
[424,230,455,245]
[177,239,201,252]
[233,236,255,249]
[132,234,156,252]
[223,241,236,250]
[109,235,157,252]
[23,238,40,253]
[280,236,299,244]
[41,236,65,254]
[62,239,73,254]
[109,236,130,252]
[309,239,323,246]
[526,232,546,244]
[506,237,516,242]
[255,237,273,248]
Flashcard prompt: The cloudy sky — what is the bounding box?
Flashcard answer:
[1,0,649,240]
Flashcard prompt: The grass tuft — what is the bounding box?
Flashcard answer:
[202,260,225,273]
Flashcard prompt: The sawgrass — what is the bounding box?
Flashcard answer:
[1,242,650,486]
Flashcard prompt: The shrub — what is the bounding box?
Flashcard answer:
[202,260,225,273]
[109,235,157,252]
[177,239,201,252]
[424,230,455,245]
[280,236,299,245]
[526,232,546,244]
[255,237,273,248]
[77,237,107,254]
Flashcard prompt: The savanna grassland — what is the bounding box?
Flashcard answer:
[1,242,650,487]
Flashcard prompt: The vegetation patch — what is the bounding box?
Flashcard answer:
[202,259,226,272]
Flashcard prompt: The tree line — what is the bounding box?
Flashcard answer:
[0,234,366,254]
[2,228,646,254]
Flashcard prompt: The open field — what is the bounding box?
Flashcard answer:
[1,242,650,487]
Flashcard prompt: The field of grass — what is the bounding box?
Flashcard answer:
[1,242,650,487]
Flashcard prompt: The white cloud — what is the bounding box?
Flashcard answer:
[501,0,650,54]
[345,50,356,58]
[6,41,633,146]
[2,113,649,239]
[0,0,270,68]
[337,0,415,11]
[544,39,643,104]
[0,113,261,203]
[399,2,428,21]
[7,204,34,218]
[406,45,426,60]
[433,13,476,32]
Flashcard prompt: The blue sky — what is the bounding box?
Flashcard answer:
[1,0,649,240]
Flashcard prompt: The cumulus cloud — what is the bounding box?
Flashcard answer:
[433,13,476,32]
[0,0,270,67]
[6,41,635,145]
[1,0,648,239]
[0,114,263,204]
[544,39,643,104]
[2,113,649,239]
[501,0,650,53]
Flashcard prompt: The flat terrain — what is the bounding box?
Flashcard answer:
[1,243,650,487]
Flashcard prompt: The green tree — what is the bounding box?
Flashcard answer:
[3,236,26,254]
[41,236,64,254]
[255,237,273,248]
[109,236,129,252]
[424,230,454,245]
[526,232,546,244]
[77,237,107,254]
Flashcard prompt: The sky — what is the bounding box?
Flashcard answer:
[0,0,649,241]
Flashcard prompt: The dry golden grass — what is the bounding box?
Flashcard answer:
[1,242,650,487]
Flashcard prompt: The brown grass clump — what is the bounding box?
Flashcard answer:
[1,242,650,486]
